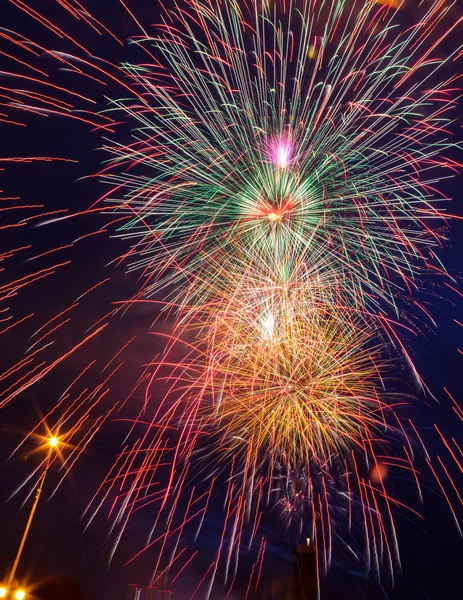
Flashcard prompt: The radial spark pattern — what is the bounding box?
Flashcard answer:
[0,0,461,596]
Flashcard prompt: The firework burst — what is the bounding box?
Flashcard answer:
[0,0,461,597]
[97,0,462,319]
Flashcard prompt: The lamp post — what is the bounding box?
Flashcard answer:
[0,584,26,599]
[2,436,61,598]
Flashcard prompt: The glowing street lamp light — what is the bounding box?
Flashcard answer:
[0,587,26,599]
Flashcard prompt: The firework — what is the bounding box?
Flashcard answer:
[0,0,461,597]
[96,0,462,320]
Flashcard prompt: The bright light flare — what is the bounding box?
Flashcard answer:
[0,587,7,598]
[260,311,275,340]
[14,591,25,600]
[48,436,59,448]
[270,137,293,169]
[276,145,290,169]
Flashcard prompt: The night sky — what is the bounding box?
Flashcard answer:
[0,1,462,599]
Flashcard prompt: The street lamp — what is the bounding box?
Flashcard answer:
[0,589,26,599]
[6,435,61,591]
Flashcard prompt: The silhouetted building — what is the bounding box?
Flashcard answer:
[127,575,172,600]
[146,585,172,600]
[293,543,317,600]
[127,583,141,600]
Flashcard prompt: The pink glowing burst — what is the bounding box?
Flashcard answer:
[269,136,293,169]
